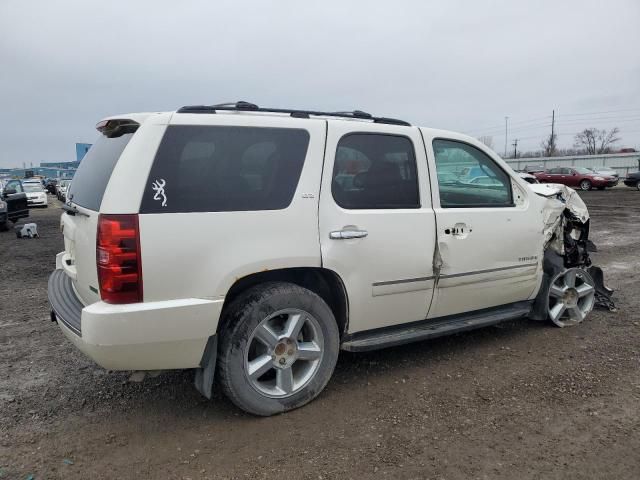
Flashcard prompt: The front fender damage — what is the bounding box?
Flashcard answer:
[528,184,615,320]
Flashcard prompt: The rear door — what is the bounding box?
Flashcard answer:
[423,132,543,318]
[319,122,437,333]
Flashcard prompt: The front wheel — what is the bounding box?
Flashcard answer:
[579,180,592,191]
[217,282,340,416]
[547,268,596,327]
[636,180,640,191]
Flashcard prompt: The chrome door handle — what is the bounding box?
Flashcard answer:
[329,229,368,240]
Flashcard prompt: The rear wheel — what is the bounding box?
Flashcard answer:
[579,180,592,191]
[218,282,340,416]
[636,180,640,191]
[0,222,8,232]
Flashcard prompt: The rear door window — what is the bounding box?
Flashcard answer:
[330,133,420,209]
[140,126,310,213]
[68,133,134,210]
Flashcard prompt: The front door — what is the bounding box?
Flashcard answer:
[422,133,543,319]
[319,122,437,333]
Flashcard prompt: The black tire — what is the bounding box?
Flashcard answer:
[636,180,640,191]
[217,282,340,416]
[0,222,8,232]
[579,180,592,191]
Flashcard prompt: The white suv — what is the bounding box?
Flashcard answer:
[49,101,602,416]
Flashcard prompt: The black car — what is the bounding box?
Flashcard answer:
[0,179,29,231]
[44,178,58,195]
[623,171,640,190]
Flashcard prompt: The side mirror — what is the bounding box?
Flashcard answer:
[572,172,577,176]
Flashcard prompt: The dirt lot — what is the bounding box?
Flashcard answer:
[1,189,639,480]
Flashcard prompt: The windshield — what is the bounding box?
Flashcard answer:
[23,183,44,192]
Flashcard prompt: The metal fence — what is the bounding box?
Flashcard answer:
[505,152,640,175]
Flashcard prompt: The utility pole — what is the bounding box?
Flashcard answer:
[504,116,509,158]
[550,109,556,156]
[512,139,518,159]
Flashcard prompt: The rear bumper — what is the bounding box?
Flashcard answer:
[47,268,224,370]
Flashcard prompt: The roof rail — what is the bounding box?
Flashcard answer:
[176,101,411,126]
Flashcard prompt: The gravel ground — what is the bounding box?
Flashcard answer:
[1,189,639,480]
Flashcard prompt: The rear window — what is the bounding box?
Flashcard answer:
[68,133,134,210]
[140,126,310,213]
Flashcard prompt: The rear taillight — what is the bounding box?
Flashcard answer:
[97,214,143,304]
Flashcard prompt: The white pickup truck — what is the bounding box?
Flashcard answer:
[48,102,607,416]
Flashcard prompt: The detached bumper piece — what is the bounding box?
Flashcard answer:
[48,269,83,336]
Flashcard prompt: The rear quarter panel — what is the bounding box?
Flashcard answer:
[132,114,327,303]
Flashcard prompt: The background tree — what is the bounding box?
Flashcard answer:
[540,133,557,157]
[478,135,494,149]
[574,127,620,155]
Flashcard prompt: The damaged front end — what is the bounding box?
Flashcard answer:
[528,184,615,324]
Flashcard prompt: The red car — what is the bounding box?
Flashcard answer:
[534,167,618,191]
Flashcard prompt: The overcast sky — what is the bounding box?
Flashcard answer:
[1,0,638,167]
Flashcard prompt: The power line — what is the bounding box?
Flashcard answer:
[469,115,551,135]
[556,115,640,126]
[467,109,640,137]
[560,107,640,117]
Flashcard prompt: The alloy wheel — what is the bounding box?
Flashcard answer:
[547,268,596,327]
[244,309,324,398]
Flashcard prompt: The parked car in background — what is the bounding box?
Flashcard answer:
[587,166,619,182]
[56,179,72,201]
[623,171,640,190]
[523,164,545,173]
[48,102,603,416]
[518,172,539,184]
[44,178,59,195]
[0,179,29,231]
[467,175,504,187]
[22,181,48,207]
[534,167,617,190]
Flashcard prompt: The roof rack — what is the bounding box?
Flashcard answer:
[176,101,411,126]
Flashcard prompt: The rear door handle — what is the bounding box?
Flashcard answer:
[329,229,368,240]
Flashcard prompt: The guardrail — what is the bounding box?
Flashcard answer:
[505,152,640,175]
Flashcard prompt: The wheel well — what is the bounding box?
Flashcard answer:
[219,268,349,337]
